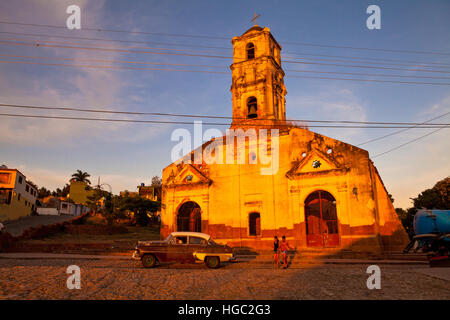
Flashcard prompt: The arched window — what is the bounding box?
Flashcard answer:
[249,212,261,236]
[247,97,257,119]
[246,43,255,60]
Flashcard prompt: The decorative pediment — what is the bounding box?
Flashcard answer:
[286,149,348,179]
[165,163,212,188]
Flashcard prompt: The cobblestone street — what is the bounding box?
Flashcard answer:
[0,258,449,300]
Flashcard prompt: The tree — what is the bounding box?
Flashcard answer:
[118,195,161,226]
[151,176,162,188]
[52,188,61,197]
[102,194,126,225]
[27,180,38,190]
[86,188,109,213]
[38,187,51,199]
[71,170,91,185]
[151,176,162,200]
[412,177,449,209]
[62,183,70,196]
[395,207,417,239]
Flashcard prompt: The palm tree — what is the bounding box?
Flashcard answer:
[71,170,91,185]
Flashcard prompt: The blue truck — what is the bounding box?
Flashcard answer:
[404,209,450,266]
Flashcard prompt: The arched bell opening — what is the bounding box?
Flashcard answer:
[247,96,258,119]
[246,42,255,60]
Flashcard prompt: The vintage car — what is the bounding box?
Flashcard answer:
[132,231,235,268]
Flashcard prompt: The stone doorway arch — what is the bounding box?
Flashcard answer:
[177,201,201,232]
[305,190,339,247]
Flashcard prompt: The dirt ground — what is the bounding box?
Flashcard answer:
[3,215,75,236]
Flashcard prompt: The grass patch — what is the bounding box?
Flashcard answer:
[21,224,160,244]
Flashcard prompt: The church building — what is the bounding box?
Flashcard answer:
[160,25,408,253]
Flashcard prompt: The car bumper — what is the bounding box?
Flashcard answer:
[193,252,235,262]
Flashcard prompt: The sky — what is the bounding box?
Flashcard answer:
[0,0,449,209]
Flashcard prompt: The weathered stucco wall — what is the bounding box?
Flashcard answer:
[161,128,408,253]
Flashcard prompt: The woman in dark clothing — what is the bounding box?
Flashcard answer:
[273,236,279,267]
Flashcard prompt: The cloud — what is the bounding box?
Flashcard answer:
[420,95,450,118]
[287,86,367,142]
[0,0,170,146]
[373,95,450,209]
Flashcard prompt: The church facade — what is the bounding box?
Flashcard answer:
[160,25,408,253]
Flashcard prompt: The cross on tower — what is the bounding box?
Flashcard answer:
[250,13,260,26]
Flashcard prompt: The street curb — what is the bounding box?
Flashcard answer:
[0,253,429,265]
[234,260,429,265]
[0,253,130,260]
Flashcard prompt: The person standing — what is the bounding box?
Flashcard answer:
[273,236,279,267]
[280,235,292,269]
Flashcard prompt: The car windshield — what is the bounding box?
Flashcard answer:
[164,234,173,242]
[208,237,217,245]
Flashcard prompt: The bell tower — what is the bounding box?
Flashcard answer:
[230,25,287,128]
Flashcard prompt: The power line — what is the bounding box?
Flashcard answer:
[2,37,449,76]
[4,53,450,81]
[2,58,450,86]
[284,59,450,74]
[3,30,450,69]
[1,112,450,128]
[0,54,227,69]
[1,20,449,56]
[357,111,450,146]
[372,126,449,158]
[284,55,450,69]
[0,38,232,60]
[282,41,450,57]
[287,69,450,80]
[0,104,449,127]
[283,51,450,68]
[0,60,228,74]
[0,20,230,40]
[0,59,448,86]
[0,30,231,51]
[286,74,450,86]
[0,37,232,56]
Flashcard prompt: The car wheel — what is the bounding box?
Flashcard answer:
[142,254,157,268]
[205,256,220,269]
